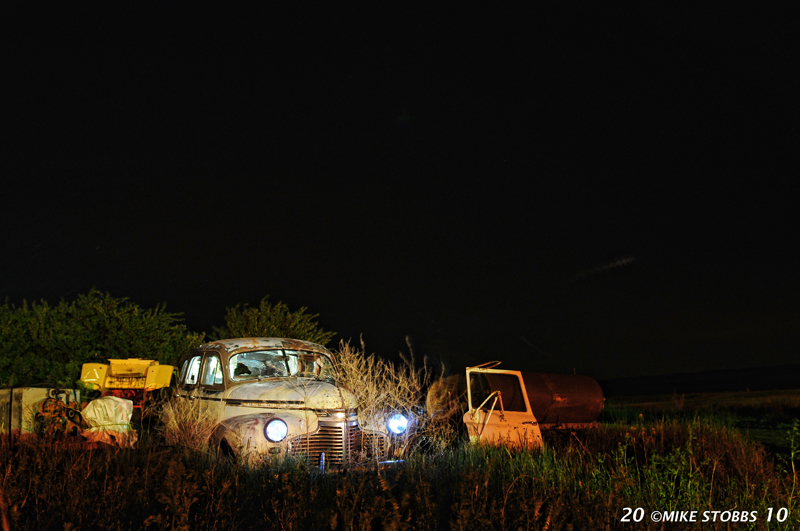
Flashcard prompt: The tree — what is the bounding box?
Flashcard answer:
[0,290,205,387]
[211,296,335,345]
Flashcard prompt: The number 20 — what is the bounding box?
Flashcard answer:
[622,508,644,522]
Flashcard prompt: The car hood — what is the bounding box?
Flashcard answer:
[225,379,357,410]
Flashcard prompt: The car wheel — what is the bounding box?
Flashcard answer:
[216,438,235,464]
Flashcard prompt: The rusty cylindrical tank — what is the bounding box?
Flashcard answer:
[519,372,604,425]
[426,371,604,426]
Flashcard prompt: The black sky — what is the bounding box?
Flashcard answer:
[4,7,797,380]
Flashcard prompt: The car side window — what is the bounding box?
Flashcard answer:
[178,359,189,383]
[183,356,202,386]
[201,355,224,387]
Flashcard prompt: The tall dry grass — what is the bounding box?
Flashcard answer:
[334,337,459,456]
[156,396,218,456]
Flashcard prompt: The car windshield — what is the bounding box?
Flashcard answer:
[228,349,337,381]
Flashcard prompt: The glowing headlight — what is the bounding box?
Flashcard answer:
[264,418,288,442]
[386,414,409,435]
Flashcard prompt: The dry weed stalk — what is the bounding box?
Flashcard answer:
[157,397,218,454]
[335,337,458,454]
[335,337,425,430]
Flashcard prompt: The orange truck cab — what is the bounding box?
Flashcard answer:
[430,361,604,449]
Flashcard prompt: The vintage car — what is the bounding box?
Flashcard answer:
[174,338,400,466]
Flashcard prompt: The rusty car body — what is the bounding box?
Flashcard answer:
[174,338,392,467]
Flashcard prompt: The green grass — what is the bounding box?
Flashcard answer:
[604,389,800,458]
[2,409,798,530]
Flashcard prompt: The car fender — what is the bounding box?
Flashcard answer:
[211,411,320,454]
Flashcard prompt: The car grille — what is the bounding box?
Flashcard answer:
[289,422,386,467]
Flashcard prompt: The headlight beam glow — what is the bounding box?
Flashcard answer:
[387,413,409,435]
[264,418,289,442]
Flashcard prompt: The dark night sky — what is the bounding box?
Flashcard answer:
[4,7,797,380]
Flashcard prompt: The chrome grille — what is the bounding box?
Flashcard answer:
[347,424,386,463]
[290,424,345,466]
[289,422,387,467]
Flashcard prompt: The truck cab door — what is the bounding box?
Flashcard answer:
[463,368,542,449]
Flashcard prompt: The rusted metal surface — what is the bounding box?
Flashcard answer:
[468,368,604,428]
[200,338,331,357]
[519,372,604,425]
[36,393,83,437]
[429,368,604,427]
[225,380,355,411]
[0,388,82,442]
[289,421,386,467]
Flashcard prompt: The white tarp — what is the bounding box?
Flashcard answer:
[81,396,137,448]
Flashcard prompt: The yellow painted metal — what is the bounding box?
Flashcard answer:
[80,359,175,393]
[80,363,109,392]
[107,359,154,389]
[144,364,174,391]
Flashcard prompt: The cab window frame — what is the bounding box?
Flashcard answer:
[199,352,226,391]
[181,354,203,389]
[468,371,529,413]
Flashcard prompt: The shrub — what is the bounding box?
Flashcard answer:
[211,296,335,345]
[0,290,204,387]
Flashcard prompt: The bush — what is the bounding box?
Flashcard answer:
[0,289,204,387]
[211,296,335,345]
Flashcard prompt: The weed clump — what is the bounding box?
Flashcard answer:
[156,396,218,456]
[334,338,459,457]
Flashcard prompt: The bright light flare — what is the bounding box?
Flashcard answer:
[264,418,288,442]
[387,414,409,435]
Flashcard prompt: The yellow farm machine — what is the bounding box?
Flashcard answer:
[80,358,176,410]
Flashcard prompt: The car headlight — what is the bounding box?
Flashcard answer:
[386,413,409,435]
[264,418,289,442]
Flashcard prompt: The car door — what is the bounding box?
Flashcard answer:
[463,368,542,449]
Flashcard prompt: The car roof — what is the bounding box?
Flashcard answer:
[195,337,332,357]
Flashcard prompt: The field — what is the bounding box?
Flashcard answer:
[606,389,800,457]
[1,390,798,530]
